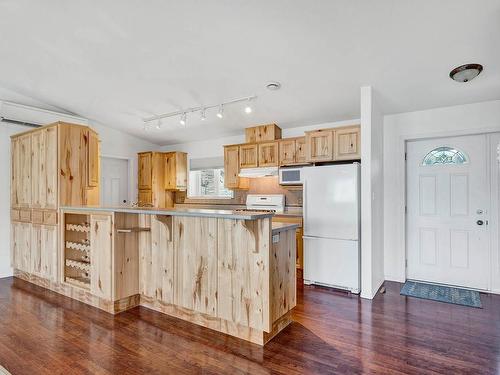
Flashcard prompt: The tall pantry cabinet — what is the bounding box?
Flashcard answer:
[10,122,100,282]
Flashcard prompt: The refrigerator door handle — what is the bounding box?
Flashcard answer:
[303,235,321,240]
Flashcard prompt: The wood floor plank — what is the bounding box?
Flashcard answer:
[0,277,499,374]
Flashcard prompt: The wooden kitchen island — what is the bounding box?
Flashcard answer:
[15,206,297,345]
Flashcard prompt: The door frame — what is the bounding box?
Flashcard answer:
[100,154,134,205]
[404,131,499,292]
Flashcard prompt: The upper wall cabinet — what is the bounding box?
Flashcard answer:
[11,122,100,209]
[334,126,360,160]
[224,145,240,189]
[11,134,32,208]
[138,152,152,190]
[239,144,258,168]
[31,126,58,209]
[279,136,307,166]
[245,124,281,143]
[258,141,279,167]
[165,152,187,191]
[305,129,334,162]
[305,125,360,163]
[87,130,100,188]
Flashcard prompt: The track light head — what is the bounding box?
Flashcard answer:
[200,108,206,121]
[216,105,224,119]
[180,113,186,126]
[244,98,252,114]
[156,118,161,129]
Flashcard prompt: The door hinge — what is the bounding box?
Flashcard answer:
[404,152,407,161]
[405,260,408,268]
[405,205,407,214]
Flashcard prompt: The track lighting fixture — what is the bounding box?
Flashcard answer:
[216,105,224,119]
[142,94,257,129]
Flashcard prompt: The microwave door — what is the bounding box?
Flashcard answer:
[280,168,302,185]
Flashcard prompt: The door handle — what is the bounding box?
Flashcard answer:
[477,220,484,226]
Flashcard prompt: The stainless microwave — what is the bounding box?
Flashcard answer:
[279,167,304,185]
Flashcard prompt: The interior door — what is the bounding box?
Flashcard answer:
[101,157,129,206]
[406,134,490,290]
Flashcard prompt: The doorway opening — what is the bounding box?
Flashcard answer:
[100,156,132,206]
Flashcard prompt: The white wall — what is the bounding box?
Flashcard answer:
[360,86,385,299]
[161,119,361,157]
[383,99,500,284]
[0,104,159,278]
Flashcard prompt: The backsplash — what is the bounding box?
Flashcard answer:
[174,176,302,207]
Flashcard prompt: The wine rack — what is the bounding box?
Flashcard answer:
[63,213,92,290]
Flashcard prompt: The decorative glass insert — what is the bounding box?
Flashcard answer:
[422,146,468,166]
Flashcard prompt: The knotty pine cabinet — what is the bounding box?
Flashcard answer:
[10,122,101,284]
[334,126,361,160]
[239,144,258,168]
[305,125,360,163]
[164,152,188,191]
[258,141,279,167]
[279,136,307,166]
[137,151,187,207]
[305,129,334,162]
[224,145,249,190]
[245,123,281,143]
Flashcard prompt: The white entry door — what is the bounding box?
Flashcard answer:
[406,134,490,290]
[100,157,130,206]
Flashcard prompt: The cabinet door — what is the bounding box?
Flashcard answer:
[18,134,32,207]
[41,225,58,281]
[279,139,296,166]
[306,130,334,162]
[11,138,19,207]
[90,214,113,300]
[45,126,58,209]
[258,141,279,167]
[334,126,361,160]
[31,224,42,276]
[138,153,152,190]
[239,144,258,168]
[165,152,187,190]
[295,136,307,164]
[164,153,176,190]
[12,222,31,272]
[87,130,99,187]
[174,216,217,316]
[224,146,240,189]
[31,130,45,209]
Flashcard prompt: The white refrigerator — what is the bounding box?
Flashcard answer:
[302,163,360,293]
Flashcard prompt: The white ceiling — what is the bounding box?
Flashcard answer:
[0,1,499,145]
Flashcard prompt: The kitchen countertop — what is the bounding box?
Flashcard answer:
[271,222,299,234]
[61,206,274,220]
[175,204,303,217]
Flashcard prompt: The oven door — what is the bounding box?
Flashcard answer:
[279,167,303,185]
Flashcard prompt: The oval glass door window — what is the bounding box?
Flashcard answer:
[422,146,468,166]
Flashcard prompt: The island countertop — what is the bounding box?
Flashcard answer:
[60,205,274,220]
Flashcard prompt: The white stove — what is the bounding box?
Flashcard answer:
[245,194,285,213]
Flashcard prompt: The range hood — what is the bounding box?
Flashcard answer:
[238,167,279,178]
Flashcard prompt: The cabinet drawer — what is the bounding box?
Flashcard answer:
[43,210,58,225]
[32,209,43,224]
[11,209,20,221]
[19,209,31,222]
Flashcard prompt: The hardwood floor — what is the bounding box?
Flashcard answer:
[0,277,499,375]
